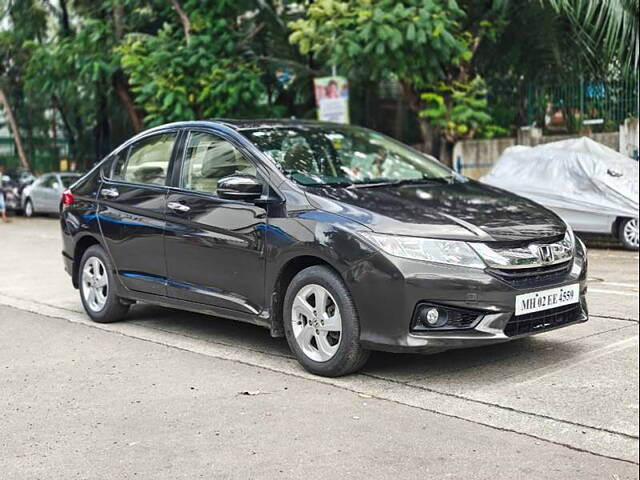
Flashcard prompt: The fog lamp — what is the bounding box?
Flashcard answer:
[426,308,440,325]
[416,305,448,328]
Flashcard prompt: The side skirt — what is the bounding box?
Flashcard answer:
[115,287,272,330]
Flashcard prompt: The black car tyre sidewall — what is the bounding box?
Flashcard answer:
[283,265,370,377]
[24,199,34,218]
[79,245,129,323]
[619,218,639,251]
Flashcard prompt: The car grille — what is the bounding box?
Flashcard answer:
[504,304,583,337]
[487,260,572,287]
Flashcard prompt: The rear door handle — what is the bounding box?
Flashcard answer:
[101,188,119,199]
[167,201,190,213]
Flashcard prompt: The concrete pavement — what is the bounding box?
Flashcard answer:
[0,217,638,478]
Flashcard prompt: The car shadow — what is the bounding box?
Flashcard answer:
[126,303,292,358]
[125,303,588,384]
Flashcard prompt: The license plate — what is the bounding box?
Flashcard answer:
[515,284,580,316]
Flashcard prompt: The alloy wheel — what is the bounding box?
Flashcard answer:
[291,284,342,362]
[624,218,639,248]
[82,256,109,312]
[25,201,33,217]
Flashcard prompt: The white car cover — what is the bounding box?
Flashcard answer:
[481,137,639,219]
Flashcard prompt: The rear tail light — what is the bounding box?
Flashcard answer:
[61,189,74,206]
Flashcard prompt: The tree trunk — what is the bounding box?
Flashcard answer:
[54,98,77,164]
[59,0,72,36]
[51,103,59,164]
[114,71,144,133]
[95,83,111,164]
[439,140,454,168]
[398,79,437,155]
[168,0,191,43]
[113,1,125,39]
[0,87,32,171]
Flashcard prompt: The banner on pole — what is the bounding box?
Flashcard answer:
[313,76,350,124]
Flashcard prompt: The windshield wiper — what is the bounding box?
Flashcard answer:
[350,176,455,189]
[306,181,354,188]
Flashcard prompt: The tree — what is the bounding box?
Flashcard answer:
[289,0,469,152]
[420,76,507,147]
[0,87,30,170]
[0,0,47,171]
[548,0,639,73]
[119,1,273,126]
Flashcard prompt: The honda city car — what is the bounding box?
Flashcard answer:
[59,120,588,376]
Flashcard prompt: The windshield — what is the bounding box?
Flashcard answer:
[243,125,453,187]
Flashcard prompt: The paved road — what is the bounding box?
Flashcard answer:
[0,217,638,478]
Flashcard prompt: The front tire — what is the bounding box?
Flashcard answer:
[619,218,639,251]
[79,245,129,323]
[283,265,370,377]
[24,199,34,218]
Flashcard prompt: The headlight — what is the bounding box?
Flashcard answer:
[362,233,486,269]
[563,224,575,252]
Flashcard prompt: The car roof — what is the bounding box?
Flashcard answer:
[209,118,349,131]
[36,172,80,178]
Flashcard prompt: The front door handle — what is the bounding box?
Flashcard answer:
[167,201,191,213]
[101,188,119,199]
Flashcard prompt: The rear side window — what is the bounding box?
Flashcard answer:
[111,132,177,186]
[180,131,256,196]
[43,175,59,188]
[60,175,80,188]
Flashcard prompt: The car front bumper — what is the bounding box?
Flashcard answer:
[348,240,589,354]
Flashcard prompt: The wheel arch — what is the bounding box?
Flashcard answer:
[72,234,102,288]
[615,216,639,250]
[268,255,344,338]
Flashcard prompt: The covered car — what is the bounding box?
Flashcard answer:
[481,137,639,250]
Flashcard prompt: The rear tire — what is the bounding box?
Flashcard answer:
[79,245,129,323]
[283,265,370,377]
[618,218,639,251]
[24,199,34,218]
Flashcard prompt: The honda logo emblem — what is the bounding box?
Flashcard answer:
[538,245,554,263]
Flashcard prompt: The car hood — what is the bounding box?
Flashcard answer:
[305,180,566,242]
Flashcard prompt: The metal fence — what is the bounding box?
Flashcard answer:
[527,75,639,133]
[0,136,70,173]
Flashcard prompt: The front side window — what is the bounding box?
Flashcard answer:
[111,132,177,185]
[180,131,256,196]
[243,125,454,187]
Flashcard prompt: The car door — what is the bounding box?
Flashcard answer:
[43,175,63,213]
[30,175,50,211]
[164,129,267,315]
[97,130,178,296]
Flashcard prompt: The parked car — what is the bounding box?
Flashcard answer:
[0,174,22,213]
[60,120,588,377]
[22,172,81,217]
[482,137,639,250]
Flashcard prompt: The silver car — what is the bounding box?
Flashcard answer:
[482,138,639,250]
[22,172,81,217]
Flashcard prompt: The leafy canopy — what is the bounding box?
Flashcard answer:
[118,0,270,126]
[289,0,468,88]
[420,77,508,141]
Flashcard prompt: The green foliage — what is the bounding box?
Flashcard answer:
[420,76,508,141]
[289,0,467,88]
[119,23,267,125]
[547,0,639,73]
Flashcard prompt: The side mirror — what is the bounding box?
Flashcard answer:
[217,174,263,201]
